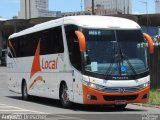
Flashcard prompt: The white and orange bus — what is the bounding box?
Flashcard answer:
[7,16,154,109]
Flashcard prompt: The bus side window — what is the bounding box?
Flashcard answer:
[40,26,64,55]
[65,25,82,71]
[41,30,50,55]
[52,27,64,53]
[19,34,39,57]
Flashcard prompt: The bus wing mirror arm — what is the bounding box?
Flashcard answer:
[143,33,154,54]
[75,31,86,52]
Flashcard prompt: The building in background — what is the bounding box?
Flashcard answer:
[84,0,132,15]
[155,0,160,13]
[18,0,61,19]
[62,11,91,17]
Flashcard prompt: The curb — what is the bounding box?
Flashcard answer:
[133,103,160,109]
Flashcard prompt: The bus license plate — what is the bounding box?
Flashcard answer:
[115,100,127,105]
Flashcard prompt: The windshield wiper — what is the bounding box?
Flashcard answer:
[105,41,137,76]
[119,48,137,75]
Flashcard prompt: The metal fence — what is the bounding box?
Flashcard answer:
[149,44,160,89]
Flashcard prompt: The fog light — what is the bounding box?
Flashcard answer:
[142,94,149,99]
[87,95,97,100]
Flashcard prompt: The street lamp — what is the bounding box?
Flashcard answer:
[92,0,95,15]
[139,0,149,32]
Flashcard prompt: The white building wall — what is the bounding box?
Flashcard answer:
[18,0,25,19]
[84,0,132,14]
[18,0,56,19]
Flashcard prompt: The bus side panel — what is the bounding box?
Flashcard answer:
[8,72,22,94]
[7,56,23,94]
[56,69,84,104]
[36,72,59,100]
[57,72,73,101]
[7,56,43,97]
[32,54,58,99]
[72,69,83,104]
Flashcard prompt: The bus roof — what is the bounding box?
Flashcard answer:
[9,15,141,39]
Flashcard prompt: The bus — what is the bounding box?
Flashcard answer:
[7,16,154,109]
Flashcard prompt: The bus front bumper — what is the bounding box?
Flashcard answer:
[83,85,150,105]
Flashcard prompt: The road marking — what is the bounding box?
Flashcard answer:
[0,106,11,108]
[55,114,86,120]
[0,103,48,114]
[0,110,28,112]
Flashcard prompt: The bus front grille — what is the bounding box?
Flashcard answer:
[99,86,143,93]
[103,95,138,101]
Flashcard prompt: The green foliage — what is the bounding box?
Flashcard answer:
[147,89,160,106]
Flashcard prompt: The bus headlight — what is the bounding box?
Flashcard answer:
[83,81,105,90]
[140,81,150,89]
[89,83,104,90]
[89,83,97,89]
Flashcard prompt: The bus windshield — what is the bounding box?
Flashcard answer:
[82,29,148,77]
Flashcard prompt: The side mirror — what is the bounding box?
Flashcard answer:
[143,33,154,54]
[75,31,86,52]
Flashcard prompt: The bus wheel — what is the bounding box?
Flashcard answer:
[22,81,29,100]
[114,104,127,110]
[60,83,71,108]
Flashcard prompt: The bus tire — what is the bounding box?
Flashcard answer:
[22,81,29,100]
[114,104,127,110]
[60,82,71,108]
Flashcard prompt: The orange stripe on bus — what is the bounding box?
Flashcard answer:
[29,76,43,89]
[30,39,41,79]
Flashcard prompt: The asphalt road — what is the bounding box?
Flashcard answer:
[0,67,160,120]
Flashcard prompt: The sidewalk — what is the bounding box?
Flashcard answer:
[0,67,7,75]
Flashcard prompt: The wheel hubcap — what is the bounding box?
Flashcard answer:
[62,85,69,104]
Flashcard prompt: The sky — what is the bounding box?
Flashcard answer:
[0,0,156,19]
